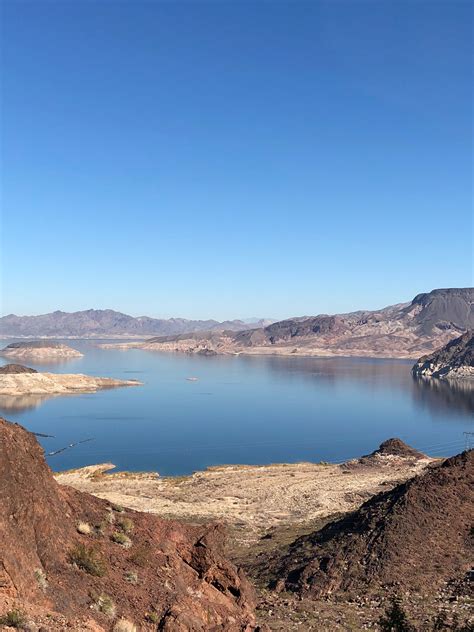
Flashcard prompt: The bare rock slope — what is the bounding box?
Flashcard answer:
[412,330,474,379]
[273,449,474,598]
[0,418,259,631]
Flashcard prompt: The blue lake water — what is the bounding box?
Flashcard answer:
[0,340,472,475]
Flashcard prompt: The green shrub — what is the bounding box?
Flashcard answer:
[124,571,138,584]
[111,531,132,548]
[69,542,107,576]
[0,609,27,628]
[34,567,48,591]
[95,593,116,618]
[145,611,159,624]
[117,517,134,533]
[379,598,415,632]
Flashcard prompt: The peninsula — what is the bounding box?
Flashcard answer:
[0,364,141,396]
[1,340,83,360]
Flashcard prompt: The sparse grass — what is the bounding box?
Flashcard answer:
[94,594,116,618]
[113,618,137,632]
[94,521,107,535]
[69,543,107,576]
[0,609,27,628]
[106,509,116,524]
[34,567,48,591]
[124,571,138,584]
[111,531,132,548]
[117,517,134,533]
[112,503,125,512]
[129,544,151,567]
[145,611,159,624]
[76,521,92,535]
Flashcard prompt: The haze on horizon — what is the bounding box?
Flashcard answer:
[1,1,472,321]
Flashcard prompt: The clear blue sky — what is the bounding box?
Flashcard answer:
[1,0,472,320]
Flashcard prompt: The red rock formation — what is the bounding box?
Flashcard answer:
[0,418,259,630]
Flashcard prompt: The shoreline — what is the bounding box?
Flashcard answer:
[55,450,434,546]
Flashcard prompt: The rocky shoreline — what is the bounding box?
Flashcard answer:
[412,330,474,379]
[0,367,141,396]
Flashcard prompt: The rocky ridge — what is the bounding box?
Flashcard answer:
[0,418,259,631]
[273,449,474,598]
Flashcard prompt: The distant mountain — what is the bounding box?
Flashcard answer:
[412,329,474,379]
[0,309,273,338]
[133,288,474,359]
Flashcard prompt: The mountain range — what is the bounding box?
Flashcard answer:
[131,288,474,359]
[0,309,273,339]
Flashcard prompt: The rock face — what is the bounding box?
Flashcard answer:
[0,310,272,338]
[1,340,83,360]
[274,450,474,598]
[412,330,474,379]
[129,288,474,359]
[0,364,37,374]
[0,418,258,630]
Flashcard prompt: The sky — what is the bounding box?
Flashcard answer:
[1,0,472,320]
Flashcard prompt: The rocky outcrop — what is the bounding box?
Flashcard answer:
[0,418,259,630]
[1,340,83,360]
[0,364,37,374]
[412,330,474,379]
[273,450,474,598]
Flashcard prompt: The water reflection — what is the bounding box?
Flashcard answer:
[245,355,474,419]
[411,377,474,416]
[0,393,53,413]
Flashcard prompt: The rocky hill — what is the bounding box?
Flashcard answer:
[412,330,474,379]
[272,449,473,598]
[125,288,474,359]
[0,418,259,631]
[0,309,271,339]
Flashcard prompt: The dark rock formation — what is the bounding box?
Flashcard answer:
[274,450,474,598]
[412,330,474,379]
[362,437,425,460]
[0,418,259,630]
[0,364,37,374]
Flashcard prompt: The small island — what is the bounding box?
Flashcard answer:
[0,340,84,361]
[0,363,141,396]
[412,330,473,379]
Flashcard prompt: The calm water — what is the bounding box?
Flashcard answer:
[0,340,472,475]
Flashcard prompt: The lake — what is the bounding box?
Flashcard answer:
[0,340,472,475]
